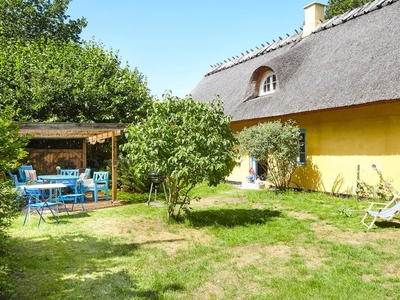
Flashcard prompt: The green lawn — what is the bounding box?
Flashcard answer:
[7,184,400,299]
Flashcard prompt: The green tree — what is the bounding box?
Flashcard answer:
[122,93,239,219]
[325,0,374,19]
[0,107,30,171]
[0,0,87,43]
[0,105,30,298]
[0,38,151,123]
[237,120,301,190]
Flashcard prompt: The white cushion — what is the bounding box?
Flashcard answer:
[82,179,94,188]
[24,170,37,182]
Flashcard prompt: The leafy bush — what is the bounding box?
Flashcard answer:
[237,120,301,190]
[117,156,150,193]
[122,93,239,218]
[356,164,397,201]
[0,182,21,298]
[0,106,30,297]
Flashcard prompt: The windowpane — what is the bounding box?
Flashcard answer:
[298,129,306,166]
[259,72,277,96]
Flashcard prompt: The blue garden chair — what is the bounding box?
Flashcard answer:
[83,168,91,179]
[7,170,24,187]
[81,171,109,202]
[58,193,85,213]
[18,165,33,183]
[23,188,61,227]
[57,169,86,213]
[59,169,80,191]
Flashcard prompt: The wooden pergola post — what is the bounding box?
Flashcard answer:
[82,140,87,169]
[112,130,117,202]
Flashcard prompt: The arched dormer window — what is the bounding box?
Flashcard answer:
[259,72,277,96]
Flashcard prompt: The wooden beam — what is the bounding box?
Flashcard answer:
[112,130,117,202]
[82,139,87,168]
[86,130,124,144]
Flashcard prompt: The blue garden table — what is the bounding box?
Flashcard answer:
[37,175,80,199]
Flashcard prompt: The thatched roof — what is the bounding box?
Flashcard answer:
[190,0,400,122]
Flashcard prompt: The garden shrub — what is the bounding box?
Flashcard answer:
[356,164,397,201]
[0,182,21,298]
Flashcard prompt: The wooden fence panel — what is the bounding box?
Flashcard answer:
[27,149,84,175]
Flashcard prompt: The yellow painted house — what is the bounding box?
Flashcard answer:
[190,0,400,194]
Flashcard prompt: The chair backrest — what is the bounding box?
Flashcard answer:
[24,188,45,204]
[391,200,400,211]
[60,169,79,176]
[84,168,91,179]
[18,165,33,182]
[93,171,109,183]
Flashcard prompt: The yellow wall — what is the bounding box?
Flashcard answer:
[229,101,400,194]
[228,155,252,182]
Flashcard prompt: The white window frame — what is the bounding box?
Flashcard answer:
[297,129,306,166]
[259,72,277,96]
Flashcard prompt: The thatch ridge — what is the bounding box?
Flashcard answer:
[190,0,400,122]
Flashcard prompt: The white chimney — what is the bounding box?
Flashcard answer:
[302,2,325,38]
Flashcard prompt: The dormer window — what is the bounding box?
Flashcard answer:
[259,72,277,96]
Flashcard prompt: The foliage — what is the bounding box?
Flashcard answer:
[0,0,87,43]
[0,183,21,242]
[122,92,239,218]
[331,173,344,196]
[0,106,29,298]
[0,107,30,171]
[356,164,397,201]
[237,120,301,190]
[338,206,352,217]
[325,0,374,19]
[117,156,150,193]
[0,38,151,123]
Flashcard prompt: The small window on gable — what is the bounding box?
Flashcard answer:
[259,72,277,96]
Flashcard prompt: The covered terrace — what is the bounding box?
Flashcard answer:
[19,122,129,202]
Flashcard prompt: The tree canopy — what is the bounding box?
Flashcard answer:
[0,106,30,298]
[325,0,374,19]
[237,120,300,190]
[0,0,152,124]
[0,0,87,43]
[0,107,30,171]
[122,93,239,218]
[0,38,151,123]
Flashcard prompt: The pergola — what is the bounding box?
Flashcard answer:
[19,122,129,202]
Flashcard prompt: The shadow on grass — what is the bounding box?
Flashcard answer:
[186,208,282,227]
[374,220,400,229]
[10,233,185,299]
[58,211,91,220]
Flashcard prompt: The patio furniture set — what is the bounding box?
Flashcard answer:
[9,165,109,227]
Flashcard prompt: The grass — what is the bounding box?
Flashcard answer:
[6,184,400,299]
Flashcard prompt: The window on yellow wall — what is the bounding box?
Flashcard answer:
[297,129,306,166]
